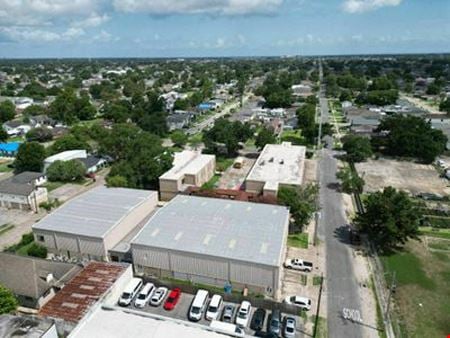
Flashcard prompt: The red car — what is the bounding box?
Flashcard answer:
[163,288,182,311]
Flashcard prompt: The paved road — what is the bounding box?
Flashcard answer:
[317,61,363,337]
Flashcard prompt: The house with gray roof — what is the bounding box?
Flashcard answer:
[0,171,48,212]
[0,253,82,309]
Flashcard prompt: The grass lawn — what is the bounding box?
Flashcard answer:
[0,160,14,172]
[287,233,309,249]
[280,130,305,145]
[43,181,64,192]
[419,226,450,240]
[311,316,327,338]
[201,174,221,190]
[216,157,234,172]
[380,239,450,337]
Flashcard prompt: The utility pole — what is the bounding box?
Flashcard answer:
[385,271,396,323]
[313,273,324,338]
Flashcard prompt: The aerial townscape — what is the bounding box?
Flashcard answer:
[0,1,449,338]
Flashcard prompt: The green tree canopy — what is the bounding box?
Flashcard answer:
[203,118,252,156]
[375,115,447,163]
[0,100,15,123]
[47,160,86,182]
[354,187,421,251]
[26,127,53,143]
[170,130,188,147]
[278,184,318,231]
[48,134,91,155]
[439,98,450,114]
[255,127,277,149]
[336,167,365,194]
[14,142,46,173]
[342,134,373,162]
[0,284,18,314]
[0,128,7,142]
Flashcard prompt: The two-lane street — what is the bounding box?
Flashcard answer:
[317,62,363,337]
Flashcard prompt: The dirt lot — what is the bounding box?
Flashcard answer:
[355,158,449,195]
[217,157,255,190]
[303,159,317,184]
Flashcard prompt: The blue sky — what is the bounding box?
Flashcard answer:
[0,0,449,58]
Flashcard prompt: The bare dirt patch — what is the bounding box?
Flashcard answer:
[355,158,449,195]
[304,158,318,184]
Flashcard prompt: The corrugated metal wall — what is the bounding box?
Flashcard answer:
[55,234,78,252]
[230,261,274,288]
[78,237,104,257]
[133,247,170,270]
[170,252,228,279]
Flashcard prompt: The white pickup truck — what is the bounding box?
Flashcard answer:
[284,258,313,272]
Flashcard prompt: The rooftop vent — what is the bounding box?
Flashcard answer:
[269,157,274,163]
[279,159,284,164]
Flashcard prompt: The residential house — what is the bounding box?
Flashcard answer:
[0,171,48,212]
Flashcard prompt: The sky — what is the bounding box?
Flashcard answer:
[0,0,449,58]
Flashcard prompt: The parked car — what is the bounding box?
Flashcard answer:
[206,294,223,320]
[283,316,297,338]
[118,278,143,307]
[222,304,235,322]
[163,288,182,311]
[189,289,209,321]
[284,258,313,272]
[268,309,281,335]
[210,320,245,338]
[250,308,266,331]
[134,282,155,308]
[235,301,252,328]
[284,296,311,310]
[150,287,168,306]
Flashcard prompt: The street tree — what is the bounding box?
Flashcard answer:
[0,128,7,142]
[255,127,277,149]
[0,100,15,123]
[170,130,188,147]
[14,142,46,173]
[342,134,373,162]
[46,160,86,182]
[336,167,365,194]
[354,187,421,251]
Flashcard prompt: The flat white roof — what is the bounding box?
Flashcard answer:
[159,150,215,181]
[44,149,87,163]
[33,186,157,239]
[70,308,238,338]
[246,142,306,187]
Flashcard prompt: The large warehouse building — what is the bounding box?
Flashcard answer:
[245,142,306,197]
[131,195,289,297]
[32,186,158,261]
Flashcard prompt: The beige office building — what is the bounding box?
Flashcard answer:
[159,150,216,200]
[245,142,306,197]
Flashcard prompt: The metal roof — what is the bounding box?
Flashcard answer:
[131,195,289,267]
[39,262,127,324]
[32,186,157,239]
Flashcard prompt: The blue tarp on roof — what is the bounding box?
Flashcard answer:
[198,102,215,110]
[0,142,21,156]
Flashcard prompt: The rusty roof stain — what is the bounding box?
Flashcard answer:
[39,261,126,324]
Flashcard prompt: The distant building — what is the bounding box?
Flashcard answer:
[0,171,48,212]
[167,111,193,131]
[0,253,82,309]
[2,120,31,136]
[15,97,34,110]
[245,142,306,197]
[131,195,289,297]
[32,186,158,261]
[159,150,216,200]
[43,150,107,173]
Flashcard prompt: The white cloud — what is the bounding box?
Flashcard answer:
[0,0,100,26]
[92,30,119,43]
[0,26,85,43]
[72,13,110,28]
[343,0,402,13]
[113,0,284,15]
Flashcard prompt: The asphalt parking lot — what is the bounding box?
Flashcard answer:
[118,289,304,337]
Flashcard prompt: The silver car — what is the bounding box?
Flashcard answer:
[149,287,168,306]
[222,304,235,322]
[283,316,296,338]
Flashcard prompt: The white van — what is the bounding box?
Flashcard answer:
[189,289,209,322]
[206,294,223,320]
[210,320,245,338]
[134,282,155,308]
[118,278,143,306]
